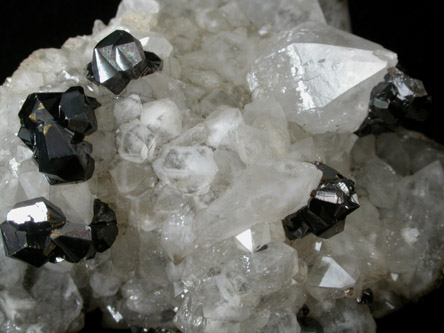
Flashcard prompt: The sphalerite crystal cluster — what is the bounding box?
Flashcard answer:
[0,0,440,332]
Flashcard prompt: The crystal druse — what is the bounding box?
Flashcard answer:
[0,0,441,332]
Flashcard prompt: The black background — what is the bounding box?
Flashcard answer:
[0,1,441,332]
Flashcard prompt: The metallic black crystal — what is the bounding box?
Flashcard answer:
[283,162,360,240]
[356,67,430,137]
[18,87,100,185]
[1,198,118,267]
[0,198,66,267]
[87,30,163,94]
[90,199,118,253]
[50,223,95,263]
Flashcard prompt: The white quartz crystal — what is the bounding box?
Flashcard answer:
[0,0,442,332]
[153,145,218,195]
[247,22,397,134]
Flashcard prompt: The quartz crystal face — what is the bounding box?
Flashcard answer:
[17,87,100,185]
[0,0,440,332]
[283,162,359,240]
[87,30,163,94]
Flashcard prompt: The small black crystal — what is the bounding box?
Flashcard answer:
[283,162,359,240]
[50,223,95,263]
[1,197,118,267]
[87,30,163,94]
[357,288,374,305]
[356,67,431,137]
[1,222,56,267]
[90,199,118,253]
[0,197,66,267]
[18,87,100,184]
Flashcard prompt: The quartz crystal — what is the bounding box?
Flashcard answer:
[0,0,440,332]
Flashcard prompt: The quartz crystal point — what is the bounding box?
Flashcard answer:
[87,30,163,94]
[0,198,118,267]
[17,87,100,184]
[247,22,397,134]
[356,67,430,137]
[283,162,359,240]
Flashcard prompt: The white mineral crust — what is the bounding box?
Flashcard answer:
[0,0,441,332]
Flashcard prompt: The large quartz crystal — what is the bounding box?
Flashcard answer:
[0,0,440,332]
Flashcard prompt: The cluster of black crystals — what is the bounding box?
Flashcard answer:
[18,86,100,184]
[87,30,163,94]
[283,162,360,240]
[356,67,431,137]
[0,198,118,267]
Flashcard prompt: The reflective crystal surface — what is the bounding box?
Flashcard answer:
[356,67,430,136]
[17,87,100,184]
[283,162,360,240]
[1,198,117,267]
[50,223,94,263]
[87,30,163,94]
[0,0,442,332]
[90,199,118,253]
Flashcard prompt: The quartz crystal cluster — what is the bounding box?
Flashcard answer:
[0,0,441,332]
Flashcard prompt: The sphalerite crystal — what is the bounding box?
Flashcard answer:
[87,30,163,94]
[0,0,441,332]
[17,86,100,184]
[356,66,431,137]
[283,162,360,240]
[0,198,118,267]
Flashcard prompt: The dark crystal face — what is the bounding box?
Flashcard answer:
[356,67,430,137]
[90,199,118,252]
[50,223,95,263]
[17,87,100,185]
[282,162,359,240]
[6,197,66,232]
[86,30,163,94]
[1,197,118,267]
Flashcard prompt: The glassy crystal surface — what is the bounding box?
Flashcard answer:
[87,30,163,94]
[0,0,442,331]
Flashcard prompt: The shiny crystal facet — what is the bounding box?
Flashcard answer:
[17,87,99,184]
[87,30,163,94]
[283,162,359,240]
[356,67,430,137]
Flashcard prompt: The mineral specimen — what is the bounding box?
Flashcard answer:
[17,87,100,184]
[87,30,163,94]
[1,198,118,267]
[0,0,440,332]
[356,66,430,137]
[283,162,360,240]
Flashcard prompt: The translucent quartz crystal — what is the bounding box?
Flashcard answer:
[247,22,397,134]
[153,145,218,195]
[0,0,442,331]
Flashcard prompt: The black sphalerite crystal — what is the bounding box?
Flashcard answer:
[283,162,359,240]
[87,30,163,94]
[18,87,100,185]
[50,223,95,263]
[356,67,431,137]
[90,199,118,253]
[0,198,66,267]
[1,198,118,267]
